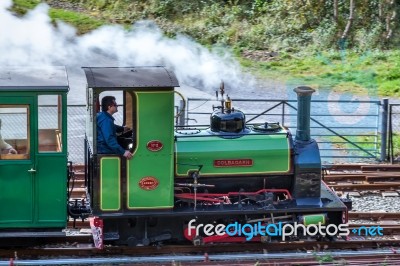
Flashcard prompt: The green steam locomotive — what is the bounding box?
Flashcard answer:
[0,66,348,247]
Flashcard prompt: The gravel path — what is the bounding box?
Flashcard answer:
[349,193,400,212]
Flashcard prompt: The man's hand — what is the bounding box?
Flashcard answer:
[123,126,131,133]
[8,148,17,154]
[123,150,133,159]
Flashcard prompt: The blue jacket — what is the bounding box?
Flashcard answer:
[97,112,125,155]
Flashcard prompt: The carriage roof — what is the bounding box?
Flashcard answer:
[82,66,179,89]
[0,66,69,91]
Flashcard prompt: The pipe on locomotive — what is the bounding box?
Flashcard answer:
[294,86,315,142]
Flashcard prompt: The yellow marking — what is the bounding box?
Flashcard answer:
[100,157,121,211]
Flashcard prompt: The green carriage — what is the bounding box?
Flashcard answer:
[0,67,68,236]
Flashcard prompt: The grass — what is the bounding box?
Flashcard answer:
[323,134,400,159]
[11,0,106,34]
[390,133,400,159]
[238,50,400,98]
[11,0,41,12]
[48,8,105,34]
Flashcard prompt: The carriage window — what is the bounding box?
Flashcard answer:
[0,106,30,160]
[38,95,62,153]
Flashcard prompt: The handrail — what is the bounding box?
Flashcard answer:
[183,97,382,161]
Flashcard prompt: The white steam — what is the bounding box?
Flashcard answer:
[1,2,253,93]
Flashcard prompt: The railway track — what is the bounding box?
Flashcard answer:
[2,238,400,255]
[2,249,400,266]
[323,164,400,192]
[64,222,400,239]
[65,211,400,239]
[5,237,400,266]
[349,212,400,220]
[5,226,400,263]
[5,164,400,263]
[41,163,400,264]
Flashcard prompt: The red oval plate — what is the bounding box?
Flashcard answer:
[147,140,163,152]
[139,176,159,190]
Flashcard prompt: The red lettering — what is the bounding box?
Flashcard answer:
[214,159,253,167]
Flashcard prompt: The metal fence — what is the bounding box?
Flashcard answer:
[389,103,400,163]
[36,99,393,164]
[66,105,84,163]
[179,98,385,164]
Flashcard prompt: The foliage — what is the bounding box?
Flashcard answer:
[10,0,400,97]
[11,0,400,51]
[73,0,400,51]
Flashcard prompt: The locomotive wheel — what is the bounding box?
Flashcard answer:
[127,236,138,247]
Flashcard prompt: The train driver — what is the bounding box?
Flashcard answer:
[0,119,18,154]
[97,96,133,159]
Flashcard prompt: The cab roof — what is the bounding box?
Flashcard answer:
[82,66,180,89]
[0,66,69,91]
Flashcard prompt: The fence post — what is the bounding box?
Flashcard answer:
[178,99,186,126]
[381,98,389,161]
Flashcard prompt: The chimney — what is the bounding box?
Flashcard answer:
[294,86,315,142]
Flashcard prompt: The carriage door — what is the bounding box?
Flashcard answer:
[0,97,35,227]
[35,95,66,227]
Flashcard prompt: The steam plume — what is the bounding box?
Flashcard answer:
[0,1,253,96]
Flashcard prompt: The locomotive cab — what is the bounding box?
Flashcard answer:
[83,67,179,216]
